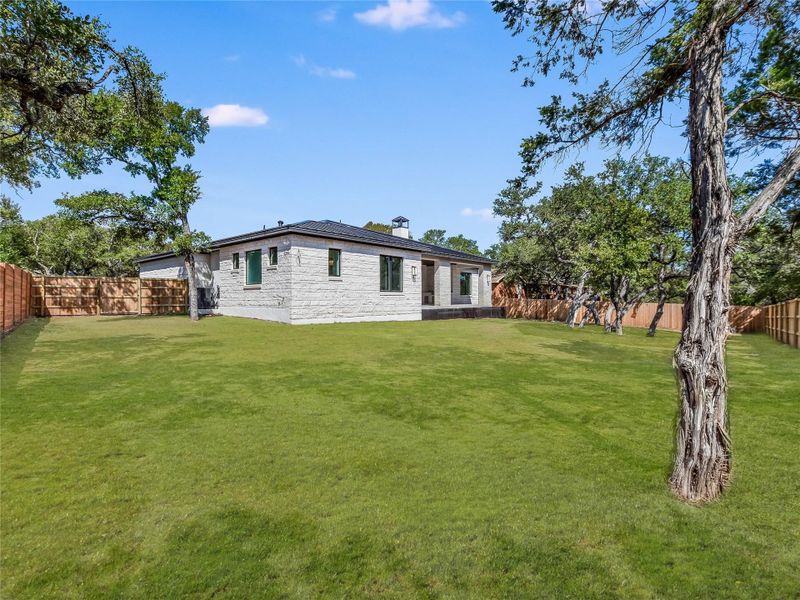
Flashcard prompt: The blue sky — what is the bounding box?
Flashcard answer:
[13,0,691,250]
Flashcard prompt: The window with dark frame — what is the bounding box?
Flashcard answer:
[460,272,472,295]
[328,249,341,277]
[268,246,278,266]
[380,255,403,292]
[232,252,239,270]
[245,249,262,285]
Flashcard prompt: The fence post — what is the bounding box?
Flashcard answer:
[11,265,15,326]
[1,264,5,333]
[138,278,143,315]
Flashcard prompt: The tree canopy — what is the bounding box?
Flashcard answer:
[494,155,690,330]
[57,99,209,319]
[0,198,159,276]
[1,0,162,189]
[363,221,392,234]
[492,0,800,181]
[419,229,482,255]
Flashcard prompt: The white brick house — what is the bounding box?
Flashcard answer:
[136,217,495,324]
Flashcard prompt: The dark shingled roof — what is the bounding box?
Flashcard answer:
[135,219,493,264]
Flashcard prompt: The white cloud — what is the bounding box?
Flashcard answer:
[461,207,494,221]
[317,6,337,22]
[223,54,240,62]
[292,54,356,79]
[354,0,466,31]
[201,104,269,127]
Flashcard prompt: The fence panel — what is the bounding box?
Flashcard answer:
[32,275,187,316]
[140,279,188,315]
[35,276,100,316]
[98,278,141,315]
[494,294,765,334]
[765,299,799,349]
[0,263,33,335]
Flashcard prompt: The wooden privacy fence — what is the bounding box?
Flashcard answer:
[1,263,34,335]
[494,293,765,334]
[764,298,799,349]
[32,276,188,316]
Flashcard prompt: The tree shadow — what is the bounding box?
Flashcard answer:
[1,318,48,393]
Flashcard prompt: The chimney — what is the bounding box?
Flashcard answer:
[391,216,410,239]
[278,220,284,227]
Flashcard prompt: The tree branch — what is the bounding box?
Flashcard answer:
[735,145,800,240]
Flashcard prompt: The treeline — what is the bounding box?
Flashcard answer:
[491,155,800,334]
[0,198,163,276]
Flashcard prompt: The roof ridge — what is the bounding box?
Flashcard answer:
[136,218,493,264]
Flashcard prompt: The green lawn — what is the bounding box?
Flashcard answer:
[1,316,799,599]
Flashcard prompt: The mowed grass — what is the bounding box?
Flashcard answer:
[1,316,799,599]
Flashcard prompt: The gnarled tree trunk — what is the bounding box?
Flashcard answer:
[647,285,667,337]
[670,24,733,503]
[603,301,614,332]
[566,269,590,328]
[609,275,629,335]
[579,296,600,327]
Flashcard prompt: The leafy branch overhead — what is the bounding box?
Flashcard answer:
[0,0,164,189]
[494,0,800,191]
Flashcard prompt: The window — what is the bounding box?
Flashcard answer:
[328,249,341,277]
[460,272,472,295]
[380,255,403,292]
[232,252,239,270]
[268,246,278,266]
[245,249,262,285]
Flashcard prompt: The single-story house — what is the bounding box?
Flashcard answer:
[136,217,495,324]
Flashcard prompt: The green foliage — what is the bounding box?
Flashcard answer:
[729,164,800,304]
[2,316,799,597]
[493,156,690,302]
[492,0,800,177]
[57,99,210,258]
[418,228,446,246]
[443,234,481,255]
[0,197,30,265]
[363,221,392,234]
[732,208,800,304]
[0,198,160,275]
[419,228,482,255]
[1,0,162,189]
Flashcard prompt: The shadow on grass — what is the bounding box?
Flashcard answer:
[0,318,48,393]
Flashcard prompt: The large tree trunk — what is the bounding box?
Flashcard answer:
[610,275,628,336]
[603,301,614,332]
[613,309,624,336]
[184,253,199,321]
[179,214,200,322]
[647,286,667,337]
[670,24,733,503]
[566,269,590,328]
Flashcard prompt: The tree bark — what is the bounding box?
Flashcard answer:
[670,20,734,503]
[603,301,614,333]
[566,269,590,328]
[179,214,200,322]
[184,253,199,321]
[647,286,667,336]
[610,275,628,335]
